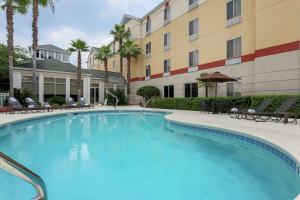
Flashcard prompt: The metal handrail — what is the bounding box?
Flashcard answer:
[105,89,119,108]
[0,152,47,200]
[144,98,155,108]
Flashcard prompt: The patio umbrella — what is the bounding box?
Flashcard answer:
[197,72,237,100]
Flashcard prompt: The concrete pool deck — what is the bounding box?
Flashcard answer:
[0,105,300,165]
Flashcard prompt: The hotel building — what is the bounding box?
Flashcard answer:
[88,0,300,104]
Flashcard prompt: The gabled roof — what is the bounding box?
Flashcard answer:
[14,59,123,78]
[37,44,69,53]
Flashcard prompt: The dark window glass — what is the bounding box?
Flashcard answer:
[227,1,233,20]
[169,85,174,97]
[227,39,234,58]
[191,83,198,97]
[164,85,174,98]
[185,83,191,98]
[185,83,198,97]
[164,86,168,98]
[146,19,151,33]
[146,42,151,54]
[227,82,234,96]
[189,21,193,36]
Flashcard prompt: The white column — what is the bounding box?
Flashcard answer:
[113,84,117,91]
[38,73,44,104]
[66,76,70,100]
[12,71,22,89]
[83,76,91,104]
[99,82,105,103]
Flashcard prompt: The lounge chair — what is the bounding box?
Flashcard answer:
[67,97,78,108]
[7,97,27,114]
[254,98,298,124]
[25,97,53,112]
[229,98,273,120]
[79,97,92,108]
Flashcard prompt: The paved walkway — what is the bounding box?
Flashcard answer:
[0,106,300,163]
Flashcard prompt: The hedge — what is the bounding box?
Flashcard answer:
[147,95,300,117]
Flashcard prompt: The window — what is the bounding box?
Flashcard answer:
[227,0,241,20]
[164,32,171,49]
[146,42,151,55]
[227,82,234,97]
[146,65,151,77]
[146,17,151,34]
[189,0,198,6]
[164,59,171,73]
[189,50,199,67]
[185,83,198,97]
[189,18,199,40]
[164,85,174,98]
[227,37,241,58]
[36,50,40,58]
[164,2,170,23]
[40,50,44,59]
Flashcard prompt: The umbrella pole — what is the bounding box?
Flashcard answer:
[215,82,217,101]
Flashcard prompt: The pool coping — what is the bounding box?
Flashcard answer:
[1,107,300,175]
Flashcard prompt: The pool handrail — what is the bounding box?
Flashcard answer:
[105,89,119,108]
[144,98,155,109]
[0,152,47,200]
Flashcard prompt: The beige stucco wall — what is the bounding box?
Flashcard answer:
[88,0,300,104]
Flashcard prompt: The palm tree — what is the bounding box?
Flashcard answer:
[197,72,213,97]
[120,39,142,99]
[1,0,29,96]
[95,45,114,83]
[110,24,130,74]
[31,0,55,99]
[68,39,89,101]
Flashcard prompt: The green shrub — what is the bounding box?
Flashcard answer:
[107,89,127,105]
[49,96,66,105]
[148,95,300,117]
[137,86,160,102]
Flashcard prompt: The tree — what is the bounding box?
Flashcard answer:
[197,72,214,97]
[120,39,142,100]
[1,0,30,96]
[68,39,89,101]
[0,43,28,78]
[110,24,130,74]
[31,0,55,99]
[137,86,160,103]
[94,45,114,83]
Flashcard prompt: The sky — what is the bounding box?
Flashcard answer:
[0,0,162,67]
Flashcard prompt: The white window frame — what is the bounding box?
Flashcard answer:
[226,0,242,27]
[145,42,151,57]
[189,50,199,68]
[189,18,199,41]
[226,37,242,65]
[146,18,151,35]
[145,65,151,80]
[164,6,171,25]
[163,32,171,51]
[163,59,171,77]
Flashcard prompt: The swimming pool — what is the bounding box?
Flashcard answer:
[0,111,299,200]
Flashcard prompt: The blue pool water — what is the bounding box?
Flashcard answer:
[0,111,299,200]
